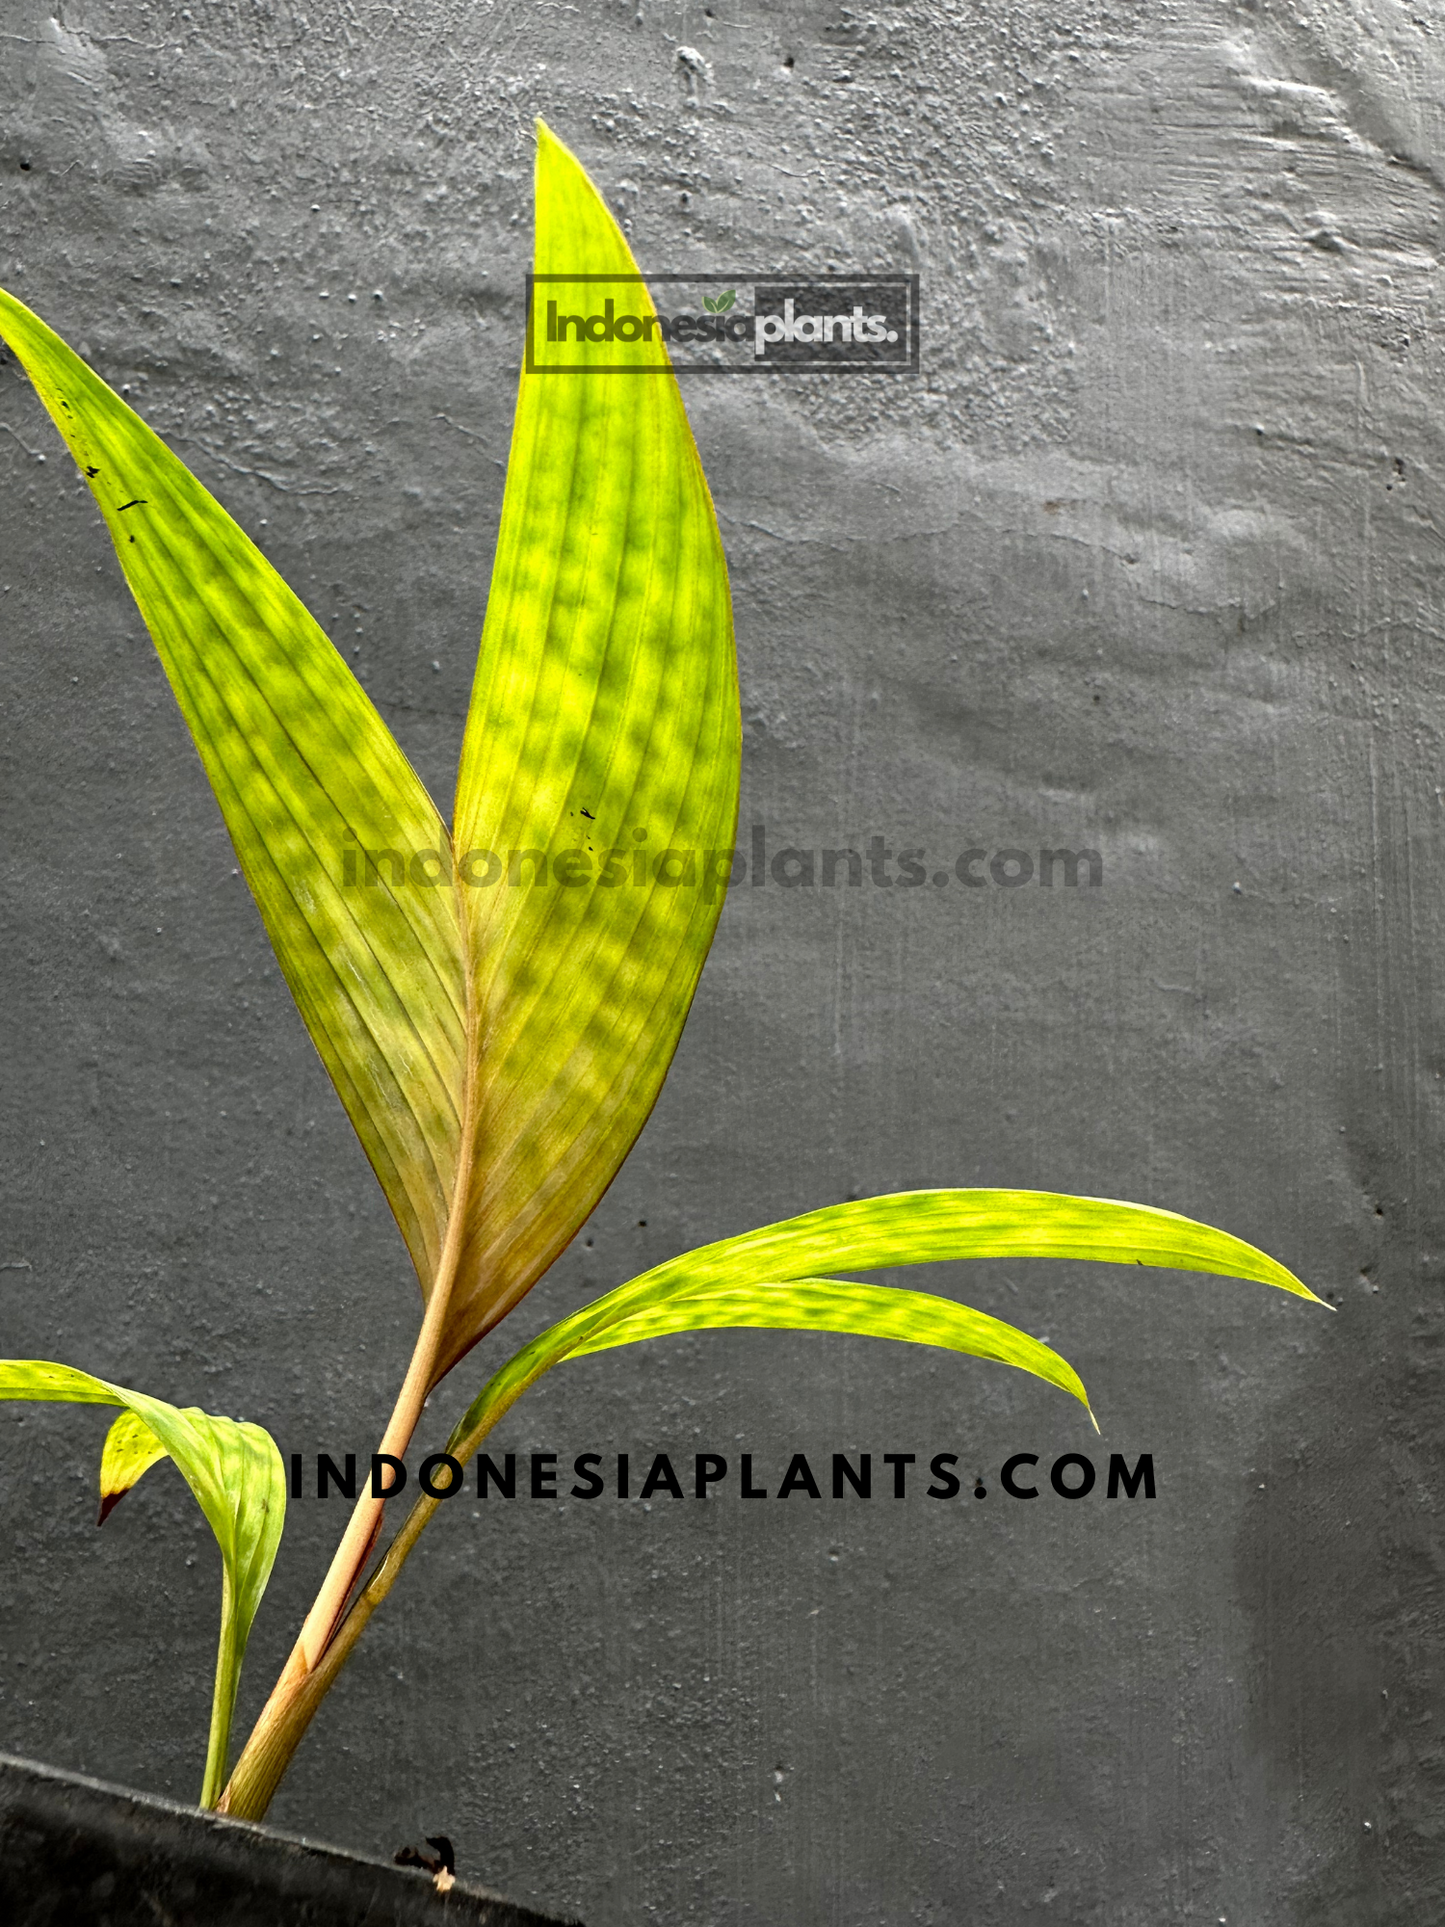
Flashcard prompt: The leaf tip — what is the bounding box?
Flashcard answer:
[96,1489,126,1527]
[534,116,570,165]
[1288,1273,1331,1309]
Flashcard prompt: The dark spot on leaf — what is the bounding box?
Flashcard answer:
[84,466,99,478]
[580,807,594,819]
[117,499,147,512]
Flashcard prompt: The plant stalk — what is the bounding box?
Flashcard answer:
[199,1567,240,1809]
[216,1278,452,1814]
[222,997,481,1819]
[219,1469,450,1817]
[218,1334,541,1820]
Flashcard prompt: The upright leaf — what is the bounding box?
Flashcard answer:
[0,120,740,1390]
[0,1361,286,1806]
[0,290,467,1298]
[443,122,740,1373]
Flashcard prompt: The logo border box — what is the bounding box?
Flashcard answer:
[525,273,920,375]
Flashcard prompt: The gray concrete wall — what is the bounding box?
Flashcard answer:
[1,2,1441,1921]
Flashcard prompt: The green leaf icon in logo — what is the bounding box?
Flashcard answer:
[703,290,736,314]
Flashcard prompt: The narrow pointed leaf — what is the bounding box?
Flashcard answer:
[567,1277,1095,1420]
[604,1188,1322,1307]
[0,124,740,1386]
[446,1188,1317,1455]
[0,290,468,1294]
[0,1360,286,1804]
[442,121,740,1375]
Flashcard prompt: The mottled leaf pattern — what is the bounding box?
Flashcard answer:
[568,1277,1095,1419]
[0,121,738,1388]
[442,123,739,1372]
[445,1188,1319,1457]
[0,288,467,1298]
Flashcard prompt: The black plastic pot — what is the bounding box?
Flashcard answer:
[0,1752,580,1927]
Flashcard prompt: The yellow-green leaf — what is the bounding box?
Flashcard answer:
[567,1277,1095,1421]
[442,120,740,1375]
[0,120,740,1394]
[446,1188,1319,1456]
[608,1187,1321,1306]
[0,1360,286,1807]
[98,1407,170,1525]
[0,290,467,1305]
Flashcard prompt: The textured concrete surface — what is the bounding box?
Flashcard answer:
[1,2,1443,1922]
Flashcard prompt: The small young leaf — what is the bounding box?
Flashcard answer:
[0,1360,286,1806]
[98,1408,169,1526]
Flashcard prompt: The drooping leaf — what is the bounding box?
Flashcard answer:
[442,121,739,1374]
[98,1407,170,1525]
[607,1188,1321,1306]
[0,290,467,1305]
[0,1360,286,1806]
[567,1277,1096,1421]
[446,1188,1319,1455]
[218,1189,1316,1820]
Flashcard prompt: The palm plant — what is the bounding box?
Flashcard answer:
[0,122,1324,1824]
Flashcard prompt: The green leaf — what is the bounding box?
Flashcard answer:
[568,1276,1095,1420]
[0,121,739,1392]
[0,290,468,1312]
[715,289,736,312]
[0,1360,286,1807]
[446,1188,1319,1455]
[443,121,739,1375]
